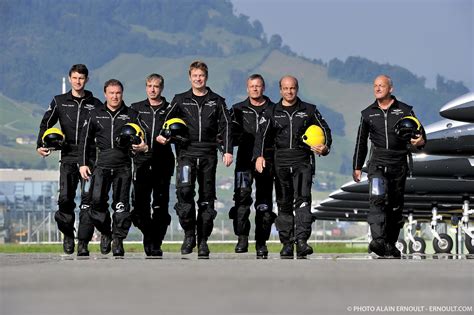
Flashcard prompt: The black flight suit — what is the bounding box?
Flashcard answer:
[79,103,143,240]
[37,90,102,240]
[254,97,332,245]
[353,96,426,250]
[131,98,175,253]
[162,88,232,242]
[229,96,276,244]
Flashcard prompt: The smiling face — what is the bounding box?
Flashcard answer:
[373,75,393,101]
[69,71,88,94]
[280,76,298,105]
[189,68,207,91]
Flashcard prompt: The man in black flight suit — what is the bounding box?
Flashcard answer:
[36,64,102,255]
[353,74,426,258]
[229,74,276,259]
[131,73,174,257]
[157,60,233,259]
[254,75,332,259]
[79,79,148,256]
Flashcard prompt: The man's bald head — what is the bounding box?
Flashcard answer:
[279,75,299,90]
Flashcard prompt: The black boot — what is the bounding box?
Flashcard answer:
[63,235,75,255]
[198,237,210,259]
[235,235,249,253]
[112,238,125,257]
[100,233,112,255]
[296,239,313,259]
[385,242,401,259]
[150,240,163,257]
[143,236,153,256]
[256,241,268,259]
[181,234,196,255]
[77,240,89,257]
[369,239,386,257]
[280,242,294,259]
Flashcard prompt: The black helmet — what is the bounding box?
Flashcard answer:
[394,116,421,141]
[162,118,188,142]
[115,123,144,149]
[42,127,65,150]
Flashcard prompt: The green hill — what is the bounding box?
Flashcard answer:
[91,48,272,103]
[253,51,373,136]
[0,94,43,136]
[0,94,57,169]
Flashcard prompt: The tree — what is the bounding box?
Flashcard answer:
[252,20,264,39]
[436,75,469,95]
[269,34,282,49]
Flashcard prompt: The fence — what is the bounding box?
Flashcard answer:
[9,211,368,245]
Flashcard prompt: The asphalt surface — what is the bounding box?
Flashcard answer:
[1,253,473,315]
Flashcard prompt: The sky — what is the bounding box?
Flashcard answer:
[232,0,473,91]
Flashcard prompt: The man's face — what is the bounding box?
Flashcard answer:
[146,79,163,101]
[280,77,298,104]
[69,72,88,93]
[104,85,123,109]
[189,68,207,90]
[247,78,264,100]
[373,76,393,100]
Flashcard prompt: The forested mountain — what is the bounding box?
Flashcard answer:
[0,0,469,171]
[0,0,268,104]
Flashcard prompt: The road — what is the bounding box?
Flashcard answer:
[1,253,473,315]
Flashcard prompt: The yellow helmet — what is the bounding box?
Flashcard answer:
[162,118,188,142]
[42,127,65,150]
[115,123,144,148]
[302,125,325,146]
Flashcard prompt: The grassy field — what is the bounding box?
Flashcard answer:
[255,51,373,136]
[93,48,271,104]
[0,242,367,254]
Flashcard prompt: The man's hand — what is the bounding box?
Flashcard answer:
[410,134,425,147]
[80,166,91,180]
[156,135,169,145]
[132,139,148,153]
[352,169,362,182]
[37,147,51,157]
[310,144,329,156]
[223,153,233,167]
[255,156,266,173]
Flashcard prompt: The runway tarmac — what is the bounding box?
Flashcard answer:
[1,253,473,315]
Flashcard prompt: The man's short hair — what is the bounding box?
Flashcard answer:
[248,74,265,87]
[378,74,393,87]
[146,73,164,88]
[189,60,208,78]
[69,64,89,78]
[103,79,123,92]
